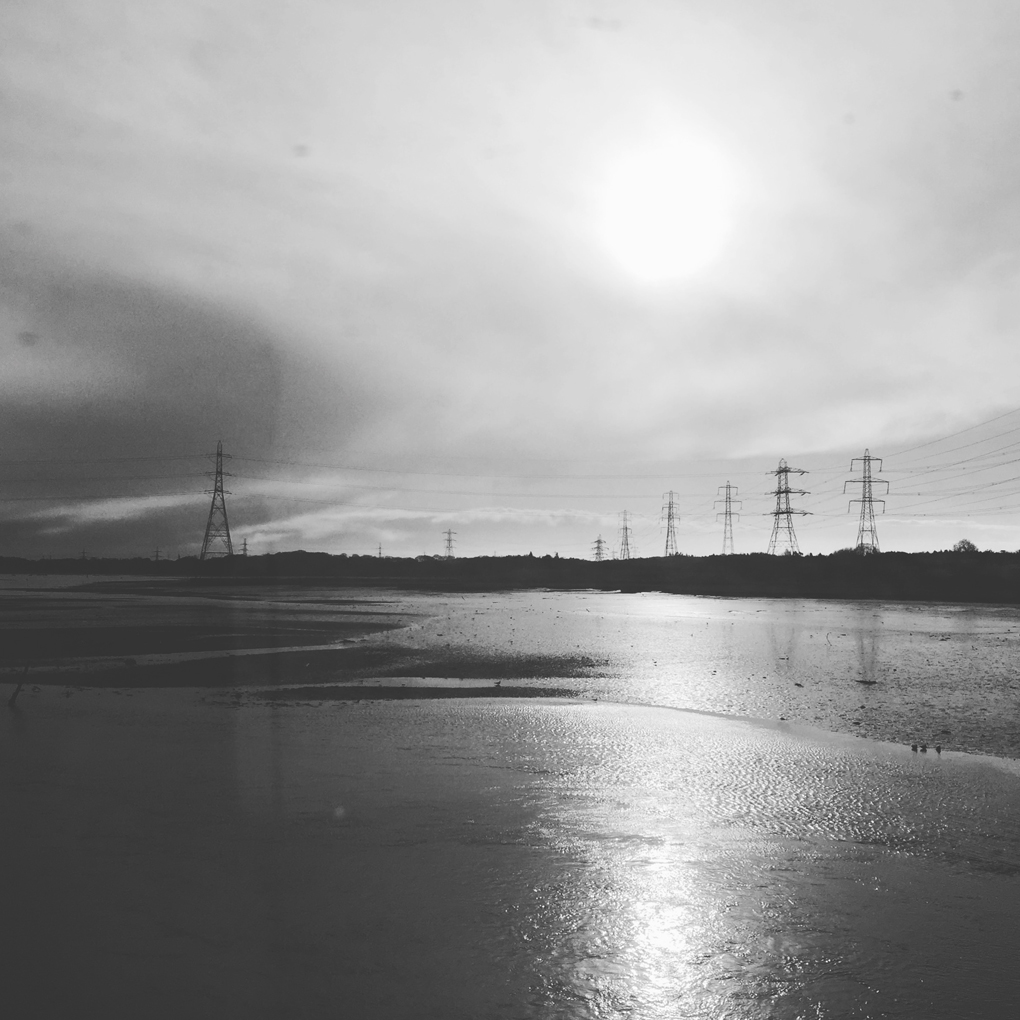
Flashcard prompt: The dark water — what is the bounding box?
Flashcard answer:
[5,582,1020,1017]
[7,690,1020,1019]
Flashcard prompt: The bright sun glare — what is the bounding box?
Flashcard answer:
[597,137,737,284]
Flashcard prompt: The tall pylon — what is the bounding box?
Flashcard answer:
[714,482,742,555]
[443,529,456,559]
[592,535,607,561]
[661,491,680,556]
[200,440,233,560]
[766,459,809,555]
[844,448,888,554]
[618,511,632,560]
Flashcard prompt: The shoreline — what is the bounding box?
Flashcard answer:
[9,679,1020,770]
[5,581,1018,760]
[5,688,1020,1018]
[6,547,1020,604]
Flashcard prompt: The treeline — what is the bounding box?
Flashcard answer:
[2,549,1020,603]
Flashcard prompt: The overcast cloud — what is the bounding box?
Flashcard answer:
[3,1,1020,558]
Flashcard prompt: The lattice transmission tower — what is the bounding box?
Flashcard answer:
[592,535,607,561]
[618,511,632,560]
[200,440,233,560]
[661,491,680,556]
[766,459,809,555]
[844,449,888,554]
[714,482,741,555]
[443,529,456,559]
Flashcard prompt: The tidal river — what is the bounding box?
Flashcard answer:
[4,583,1020,1018]
[370,588,1020,760]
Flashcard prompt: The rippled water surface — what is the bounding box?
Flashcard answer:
[370,589,1020,759]
[229,698,1020,1018]
[9,689,1019,1019]
[6,584,1020,1017]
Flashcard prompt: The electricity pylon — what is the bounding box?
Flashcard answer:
[844,448,888,554]
[443,529,456,559]
[714,482,741,555]
[766,459,809,555]
[618,511,632,560]
[662,491,680,556]
[592,535,607,561]
[200,440,233,560]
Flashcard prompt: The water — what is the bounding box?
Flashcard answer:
[367,589,1020,759]
[229,698,1020,1018]
[5,583,1020,1017]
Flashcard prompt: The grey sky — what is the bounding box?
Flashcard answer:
[3,1,1020,557]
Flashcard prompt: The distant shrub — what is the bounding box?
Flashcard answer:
[952,539,978,553]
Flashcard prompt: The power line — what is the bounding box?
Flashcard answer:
[886,407,1020,459]
[231,455,774,482]
[844,449,888,554]
[767,460,809,555]
[661,491,679,556]
[618,511,632,560]
[0,454,207,467]
[715,482,741,555]
[0,491,202,503]
[200,441,233,560]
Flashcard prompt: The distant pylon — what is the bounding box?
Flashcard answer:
[618,511,632,560]
[592,535,607,561]
[662,491,680,556]
[241,537,248,556]
[714,482,742,555]
[200,440,233,560]
[844,448,888,554]
[766,459,809,555]
[443,529,456,559]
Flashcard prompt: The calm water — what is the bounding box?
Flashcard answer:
[368,589,1020,759]
[230,698,1020,1019]
[6,583,1020,1017]
[9,688,1018,1019]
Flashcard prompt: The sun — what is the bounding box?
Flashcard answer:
[596,137,737,284]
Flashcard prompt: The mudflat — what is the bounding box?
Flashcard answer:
[5,689,1020,1019]
[4,578,1020,1018]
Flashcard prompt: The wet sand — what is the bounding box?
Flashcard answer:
[4,687,1020,1019]
[4,580,1020,1017]
[8,580,1020,759]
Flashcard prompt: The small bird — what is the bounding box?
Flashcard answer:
[494,680,501,687]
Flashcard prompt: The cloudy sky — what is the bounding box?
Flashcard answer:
[4,0,1020,559]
